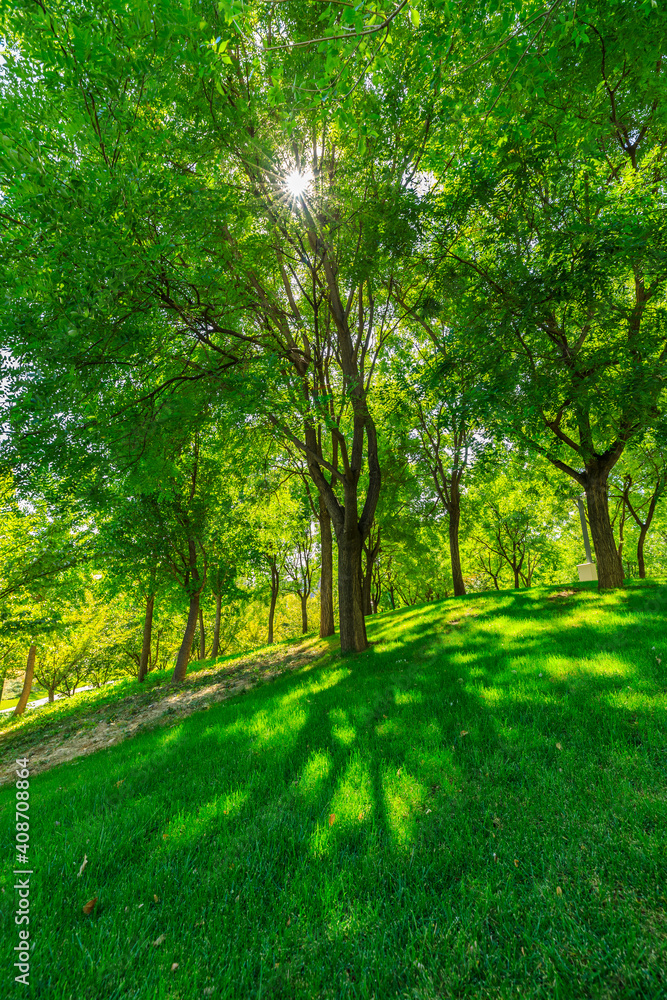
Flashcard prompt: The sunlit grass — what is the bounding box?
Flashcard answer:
[1,579,666,999]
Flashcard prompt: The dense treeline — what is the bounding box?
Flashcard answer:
[1,0,666,700]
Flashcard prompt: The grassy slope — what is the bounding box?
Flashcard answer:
[1,581,666,1000]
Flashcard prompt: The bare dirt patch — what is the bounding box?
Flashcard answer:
[548,589,578,600]
[0,640,329,786]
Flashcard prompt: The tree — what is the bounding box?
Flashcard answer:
[614,433,667,578]
[419,1,667,589]
[284,521,318,634]
[12,645,36,718]
[0,0,444,653]
[466,451,562,591]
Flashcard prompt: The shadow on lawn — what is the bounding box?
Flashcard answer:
[20,580,667,999]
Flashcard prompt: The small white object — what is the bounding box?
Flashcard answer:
[577,562,598,582]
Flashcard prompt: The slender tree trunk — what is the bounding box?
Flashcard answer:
[138,594,155,683]
[318,496,335,637]
[585,478,624,588]
[198,608,205,660]
[389,586,395,610]
[300,593,308,633]
[211,591,222,657]
[637,526,648,579]
[448,496,466,597]
[173,538,205,683]
[48,686,55,704]
[267,555,279,644]
[513,565,520,589]
[337,527,367,653]
[361,525,380,617]
[13,645,36,717]
[174,594,200,682]
[361,557,373,616]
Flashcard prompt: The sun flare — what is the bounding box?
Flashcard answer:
[285,168,311,199]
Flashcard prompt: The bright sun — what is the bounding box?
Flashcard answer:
[285,169,310,199]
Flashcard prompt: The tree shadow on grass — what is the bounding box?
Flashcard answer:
[10,583,667,1000]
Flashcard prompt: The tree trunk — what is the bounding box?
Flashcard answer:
[13,645,36,717]
[301,593,308,633]
[448,499,466,597]
[585,478,624,589]
[637,525,648,579]
[138,594,154,683]
[337,528,367,653]
[513,565,520,589]
[361,558,373,616]
[361,525,381,617]
[48,686,55,704]
[318,496,335,638]
[173,594,200,683]
[267,555,279,645]
[198,608,205,660]
[211,591,222,657]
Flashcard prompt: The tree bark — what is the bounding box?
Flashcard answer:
[318,496,335,637]
[585,478,624,588]
[300,593,308,633]
[48,686,55,704]
[637,525,648,579]
[173,594,200,682]
[211,591,222,657]
[173,538,205,683]
[138,594,154,683]
[267,555,279,644]
[198,608,205,660]
[13,645,36,717]
[448,497,466,597]
[361,524,381,617]
[337,525,367,653]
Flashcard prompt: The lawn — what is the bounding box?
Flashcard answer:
[1,580,666,1000]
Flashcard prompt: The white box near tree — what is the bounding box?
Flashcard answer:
[577,562,598,582]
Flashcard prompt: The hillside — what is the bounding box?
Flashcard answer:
[1,581,666,1000]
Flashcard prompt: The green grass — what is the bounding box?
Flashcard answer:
[0,686,49,713]
[2,580,666,1000]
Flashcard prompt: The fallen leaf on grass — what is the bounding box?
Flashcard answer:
[154,894,159,903]
[82,897,97,915]
[115,779,124,788]
[556,742,563,751]
[460,730,469,738]
[556,886,563,897]
[153,934,166,947]
[329,813,336,826]
[170,963,179,972]
[77,854,88,878]
[514,859,519,867]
